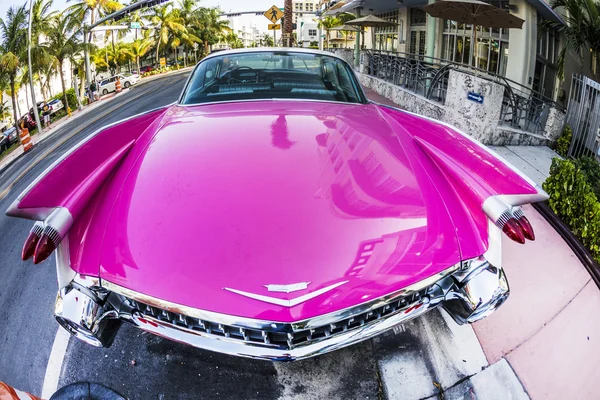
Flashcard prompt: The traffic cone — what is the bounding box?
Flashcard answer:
[115,78,122,93]
[0,382,42,400]
[20,127,34,153]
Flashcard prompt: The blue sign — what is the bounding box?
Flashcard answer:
[467,91,484,104]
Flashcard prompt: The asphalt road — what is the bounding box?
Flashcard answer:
[0,72,384,399]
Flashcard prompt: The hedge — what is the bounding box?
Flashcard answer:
[49,88,78,111]
[555,125,572,157]
[543,158,600,261]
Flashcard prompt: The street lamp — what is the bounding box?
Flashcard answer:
[27,0,42,133]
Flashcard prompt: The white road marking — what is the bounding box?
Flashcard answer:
[41,328,70,398]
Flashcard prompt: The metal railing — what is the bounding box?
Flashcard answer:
[362,50,561,135]
[565,74,600,159]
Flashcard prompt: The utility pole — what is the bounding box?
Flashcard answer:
[27,0,42,133]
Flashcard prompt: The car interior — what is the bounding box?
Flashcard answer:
[181,52,366,105]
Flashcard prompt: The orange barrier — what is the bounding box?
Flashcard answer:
[115,78,122,93]
[19,128,34,153]
[0,382,42,400]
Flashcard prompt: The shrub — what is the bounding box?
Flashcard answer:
[543,158,600,260]
[555,125,572,157]
[574,156,600,199]
[50,88,78,111]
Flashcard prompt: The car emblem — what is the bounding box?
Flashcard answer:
[264,282,311,293]
[223,281,348,307]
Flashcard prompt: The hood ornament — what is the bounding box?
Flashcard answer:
[224,281,348,308]
[264,282,311,293]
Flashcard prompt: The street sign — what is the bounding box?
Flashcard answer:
[268,24,281,30]
[264,5,284,23]
[467,91,484,104]
[130,21,142,29]
[160,57,166,67]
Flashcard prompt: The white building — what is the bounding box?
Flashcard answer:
[292,0,319,23]
[220,12,270,47]
[296,16,319,47]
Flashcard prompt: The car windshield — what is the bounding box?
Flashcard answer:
[180,51,366,105]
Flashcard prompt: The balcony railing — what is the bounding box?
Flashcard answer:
[362,50,561,135]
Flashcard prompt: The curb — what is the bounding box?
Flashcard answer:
[533,201,600,289]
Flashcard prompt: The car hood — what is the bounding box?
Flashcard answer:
[97,101,462,322]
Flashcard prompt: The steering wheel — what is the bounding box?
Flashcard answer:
[228,66,255,83]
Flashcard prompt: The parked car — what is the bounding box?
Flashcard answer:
[19,112,37,131]
[47,99,64,114]
[139,65,153,74]
[0,127,19,152]
[7,49,547,361]
[98,73,141,95]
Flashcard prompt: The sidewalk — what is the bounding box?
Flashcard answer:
[364,87,600,399]
[472,146,600,399]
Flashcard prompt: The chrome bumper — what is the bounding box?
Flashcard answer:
[54,258,509,361]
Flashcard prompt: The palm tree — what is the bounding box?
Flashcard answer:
[67,0,123,54]
[130,38,152,74]
[43,12,80,112]
[30,0,55,105]
[147,4,185,67]
[318,16,341,49]
[0,5,28,133]
[546,0,600,79]
[176,0,201,66]
[263,34,274,47]
[196,7,230,55]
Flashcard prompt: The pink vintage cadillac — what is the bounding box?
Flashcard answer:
[7,49,545,361]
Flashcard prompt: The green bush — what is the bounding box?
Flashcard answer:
[543,157,600,260]
[49,88,78,111]
[574,156,600,199]
[555,125,572,157]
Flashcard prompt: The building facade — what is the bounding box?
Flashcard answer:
[292,0,320,23]
[325,0,583,105]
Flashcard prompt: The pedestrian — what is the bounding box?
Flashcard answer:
[42,102,51,130]
[90,80,99,101]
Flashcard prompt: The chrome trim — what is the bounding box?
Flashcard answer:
[5,105,171,220]
[55,238,76,290]
[223,281,348,308]
[443,260,510,325]
[129,296,434,361]
[201,47,349,62]
[264,282,311,293]
[54,283,121,347]
[101,264,458,332]
[179,98,367,109]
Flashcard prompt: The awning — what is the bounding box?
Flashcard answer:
[324,0,564,24]
[525,0,565,24]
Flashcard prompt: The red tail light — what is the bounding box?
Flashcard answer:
[517,216,535,241]
[22,223,44,261]
[33,233,56,264]
[502,218,525,244]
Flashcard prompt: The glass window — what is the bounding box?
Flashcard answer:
[410,8,426,26]
[308,29,317,36]
[181,51,366,105]
[441,17,509,75]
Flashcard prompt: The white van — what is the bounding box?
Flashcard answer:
[98,73,141,95]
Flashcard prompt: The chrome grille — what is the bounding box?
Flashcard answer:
[125,288,429,350]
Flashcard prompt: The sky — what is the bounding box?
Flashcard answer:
[0,0,280,23]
